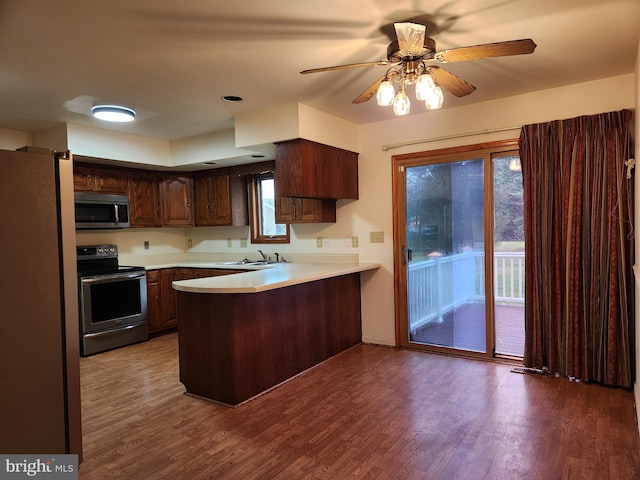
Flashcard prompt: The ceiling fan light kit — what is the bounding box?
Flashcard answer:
[301,21,536,117]
[377,64,444,115]
[392,87,411,116]
[376,80,395,106]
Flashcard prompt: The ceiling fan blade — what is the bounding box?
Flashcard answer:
[301,61,390,74]
[352,76,386,104]
[435,39,536,63]
[429,66,476,97]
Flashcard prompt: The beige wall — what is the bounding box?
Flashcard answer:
[0,127,32,150]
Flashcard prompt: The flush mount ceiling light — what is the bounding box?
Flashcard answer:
[222,95,243,103]
[91,105,136,122]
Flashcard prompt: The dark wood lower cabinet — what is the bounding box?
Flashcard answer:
[177,273,362,406]
[147,268,244,335]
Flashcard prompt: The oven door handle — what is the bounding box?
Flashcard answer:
[83,322,146,339]
[81,271,146,284]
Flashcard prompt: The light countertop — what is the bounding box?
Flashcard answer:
[171,262,380,294]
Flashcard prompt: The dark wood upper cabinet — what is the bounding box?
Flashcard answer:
[73,161,128,194]
[193,170,248,226]
[274,138,358,200]
[128,170,162,227]
[160,174,194,227]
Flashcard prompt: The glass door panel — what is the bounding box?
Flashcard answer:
[405,158,486,353]
[492,154,525,357]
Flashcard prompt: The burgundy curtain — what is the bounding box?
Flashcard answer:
[519,109,634,388]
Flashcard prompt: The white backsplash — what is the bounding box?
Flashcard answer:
[77,226,359,266]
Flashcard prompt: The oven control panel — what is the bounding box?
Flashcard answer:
[77,244,118,259]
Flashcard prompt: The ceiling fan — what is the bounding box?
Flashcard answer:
[301,22,536,115]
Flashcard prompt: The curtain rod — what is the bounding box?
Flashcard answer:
[381,125,522,151]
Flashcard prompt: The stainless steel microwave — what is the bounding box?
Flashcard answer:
[74,192,130,229]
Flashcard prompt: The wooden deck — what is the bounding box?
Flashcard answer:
[77,332,640,479]
[411,303,525,357]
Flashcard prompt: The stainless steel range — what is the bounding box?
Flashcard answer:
[77,244,148,356]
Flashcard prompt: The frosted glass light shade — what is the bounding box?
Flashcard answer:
[91,105,135,122]
[392,90,410,116]
[425,85,444,110]
[376,81,396,106]
[394,23,426,54]
[415,74,436,101]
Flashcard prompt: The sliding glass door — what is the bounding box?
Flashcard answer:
[405,158,487,353]
[394,140,524,359]
[492,153,525,357]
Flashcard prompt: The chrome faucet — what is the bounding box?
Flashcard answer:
[258,250,267,261]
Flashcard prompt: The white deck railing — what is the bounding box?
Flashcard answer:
[408,251,524,331]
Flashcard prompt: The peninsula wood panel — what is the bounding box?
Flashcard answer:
[177,273,362,405]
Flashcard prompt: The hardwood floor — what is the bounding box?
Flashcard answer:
[78,333,640,479]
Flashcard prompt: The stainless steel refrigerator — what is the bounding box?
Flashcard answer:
[0,147,82,457]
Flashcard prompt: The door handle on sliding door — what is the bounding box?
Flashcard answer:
[402,246,412,264]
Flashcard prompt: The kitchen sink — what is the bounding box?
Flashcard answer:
[211,260,279,266]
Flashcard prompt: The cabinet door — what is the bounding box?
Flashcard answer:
[210,174,231,225]
[194,172,241,226]
[93,166,128,194]
[73,164,93,191]
[146,270,162,333]
[193,175,212,226]
[160,269,180,329]
[161,174,193,226]
[229,175,249,226]
[275,196,296,223]
[73,163,127,194]
[128,171,161,227]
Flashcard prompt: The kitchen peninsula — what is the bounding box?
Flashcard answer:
[173,262,379,406]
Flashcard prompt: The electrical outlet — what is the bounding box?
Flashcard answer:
[352,236,359,248]
[240,238,247,248]
[187,239,193,248]
[370,231,384,243]
[345,237,352,247]
[144,241,149,250]
[227,238,232,247]
[323,237,329,248]
[316,237,323,248]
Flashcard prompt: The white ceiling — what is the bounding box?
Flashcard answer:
[0,0,638,142]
